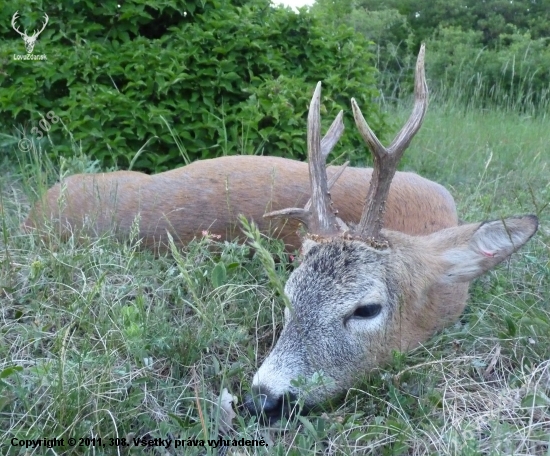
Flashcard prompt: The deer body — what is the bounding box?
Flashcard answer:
[23,155,458,250]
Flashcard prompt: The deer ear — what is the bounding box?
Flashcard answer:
[438,215,538,283]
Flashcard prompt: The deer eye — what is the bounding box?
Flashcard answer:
[353,304,382,319]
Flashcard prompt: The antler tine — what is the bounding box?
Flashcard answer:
[264,83,348,236]
[321,110,345,159]
[263,160,348,222]
[300,109,347,213]
[307,82,338,234]
[351,43,428,240]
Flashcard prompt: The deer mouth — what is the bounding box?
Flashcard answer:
[243,387,305,422]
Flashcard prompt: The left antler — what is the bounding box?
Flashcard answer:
[351,43,428,240]
[34,13,49,38]
[11,12,25,37]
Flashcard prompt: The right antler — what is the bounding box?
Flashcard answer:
[351,43,428,240]
[264,82,349,237]
[34,13,49,37]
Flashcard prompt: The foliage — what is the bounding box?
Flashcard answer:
[357,0,550,48]
[426,28,550,113]
[0,0,383,172]
[309,0,355,24]
[312,0,550,113]
[350,8,415,99]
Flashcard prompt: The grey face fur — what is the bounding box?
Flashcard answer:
[249,238,399,412]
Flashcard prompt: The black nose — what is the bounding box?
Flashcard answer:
[244,386,285,419]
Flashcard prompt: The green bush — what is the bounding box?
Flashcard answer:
[348,8,415,100]
[0,0,384,172]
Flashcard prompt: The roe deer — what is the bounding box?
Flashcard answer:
[23,157,457,252]
[244,44,538,419]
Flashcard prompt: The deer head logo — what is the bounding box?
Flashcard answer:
[11,11,49,54]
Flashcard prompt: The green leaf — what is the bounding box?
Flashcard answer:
[226,262,240,271]
[522,393,550,408]
[297,416,318,438]
[504,315,517,337]
[0,366,23,380]
[211,262,227,288]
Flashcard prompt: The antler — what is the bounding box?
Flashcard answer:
[351,43,428,240]
[11,11,25,37]
[35,13,49,37]
[11,12,49,37]
[265,45,428,242]
[264,82,348,236]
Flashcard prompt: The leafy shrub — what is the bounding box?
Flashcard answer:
[0,0,384,172]
[355,0,550,50]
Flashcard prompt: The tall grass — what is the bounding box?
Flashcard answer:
[0,96,548,455]
[376,39,550,117]
[429,71,550,117]
[392,99,549,219]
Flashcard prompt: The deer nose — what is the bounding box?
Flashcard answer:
[244,386,285,419]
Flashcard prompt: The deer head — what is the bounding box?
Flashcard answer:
[244,45,538,420]
[12,11,49,54]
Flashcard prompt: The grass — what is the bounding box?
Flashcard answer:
[0,99,549,455]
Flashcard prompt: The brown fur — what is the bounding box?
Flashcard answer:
[23,155,457,251]
[23,154,474,384]
[380,216,538,354]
